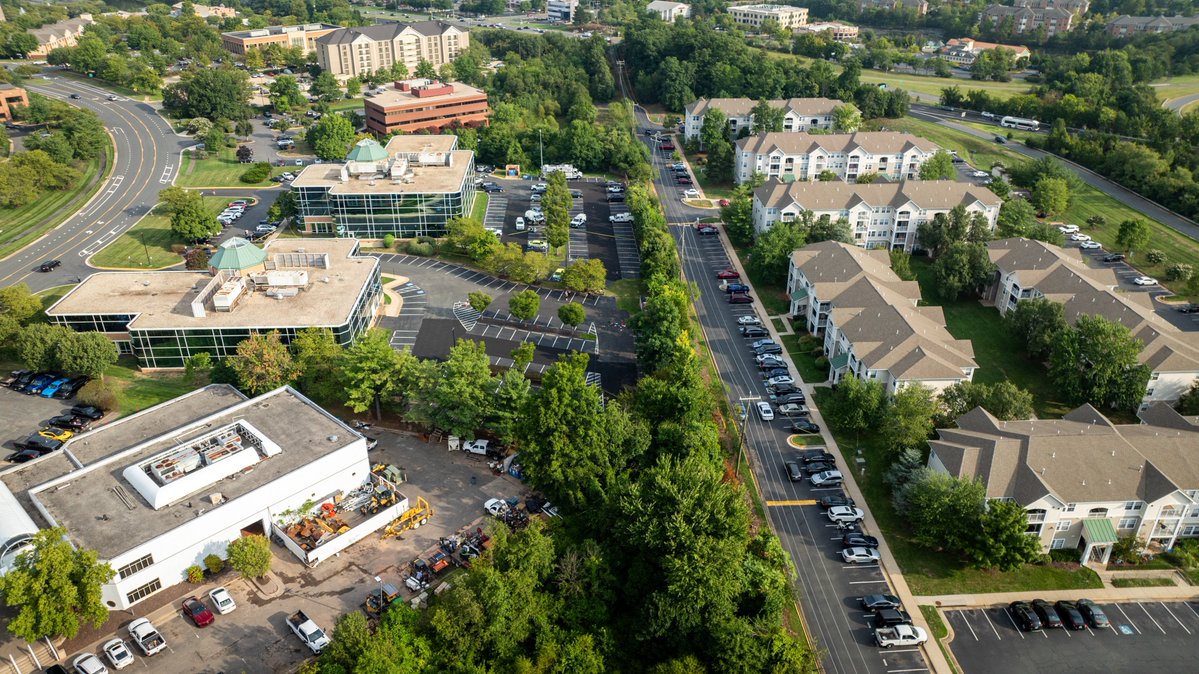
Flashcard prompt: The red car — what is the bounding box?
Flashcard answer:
[659,143,675,151]
[182,596,214,627]
[718,199,730,207]
[716,269,740,280]
[728,294,753,304]
[676,176,693,184]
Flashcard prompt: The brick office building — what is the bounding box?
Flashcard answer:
[363,79,490,136]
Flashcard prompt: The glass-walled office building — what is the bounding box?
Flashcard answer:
[47,239,381,369]
[292,135,476,239]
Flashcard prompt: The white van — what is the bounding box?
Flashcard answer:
[515,217,526,231]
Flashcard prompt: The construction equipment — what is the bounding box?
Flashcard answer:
[381,496,433,540]
[363,583,400,615]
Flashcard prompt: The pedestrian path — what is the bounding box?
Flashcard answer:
[920,582,1199,608]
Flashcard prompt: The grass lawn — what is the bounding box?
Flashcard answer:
[877,117,1021,173]
[729,240,791,315]
[910,258,1071,418]
[56,70,163,101]
[678,146,735,201]
[471,192,489,223]
[91,196,241,269]
[33,284,77,320]
[1152,73,1199,103]
[814,389,1103,595]
[610,278,642,316]
[326,97,365,113]
[780,332,828,383]
[104,357,196,416]
[176,146,287,188]
[860,70,1031,102]
[1111,577,1176,588]
[0,151,107,259]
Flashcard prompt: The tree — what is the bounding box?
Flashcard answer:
[17,324,71,372]
[832,104,861,132]
[1177,380,1199,415]
[236,145,253,163]
[184,352,214,385]
[1006,298,1067,360]
[558,302,585,326]
[408,339,497,438]
[919,151,956,181]
[345,77,362,98]
[226,534,272,579]
[445,217,498,261]
[268,75,306,110]
[1049,315,1151,410]
[170,198,219,242]
[310,71,341,102]
[561,259,607,294]
[508,290,541,321]
[342,328,412,420]
[0,283,42,324]
[542,171,571,250]
[932,242,995,300]
[230,331,295,396]
[306,113,356,161]
[964,500,1042,571]
[748,218,807,285]
[824,374,886,438]
[996,198,1038,237]
[750,99,785,134]
[889,249,915,281]
[893,470,985,554]
[56,332,117,379]
[816,169,838,181]
[0,528,113,641]
[415,59,437,79]
[699,109,733,182]
[290,327,343,405]
[162,68,251,121]
[881,385,937,455]
[807,214,852,244]
[938,380,1034,424]
[1116,218,1150,256]
[468,291,492,313]
[1031,176,1069,217]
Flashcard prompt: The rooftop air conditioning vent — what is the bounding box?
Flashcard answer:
[327,435,339,442]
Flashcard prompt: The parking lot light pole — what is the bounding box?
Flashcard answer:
[736,395,761,472]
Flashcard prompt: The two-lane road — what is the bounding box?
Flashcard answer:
[0,75,190,292]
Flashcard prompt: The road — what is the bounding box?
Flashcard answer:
[1162,92,1199,114]
[0,75,189,293]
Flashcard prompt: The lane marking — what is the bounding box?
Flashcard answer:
[1002,608,1025,640]
[1116,604,1141,634]
[956,612,978,641]
[979,608,1002,640]
[1138,603,1166,634]
[1160,603,1191,634]
[766,499,817,506]
[848,580,889,584]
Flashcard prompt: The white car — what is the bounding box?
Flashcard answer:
[606,185,625,193]
[1079,240,1102,249]
[777,403,808,417]
[486,226,503,237]
[531,182,547,193]
[811,470,844,487]
[1057,224,1080,234]
[102,639,134,670]
[756,401,774,421]
[514,217,526,231]
[1132,276,1158,286]
[484,498,509,516]
[208,587,237,615]
[463,439,490,455]
[972,170,988,178]
[570,213,587,228]
[682,188,699,198]
[524,209,545,222]
[73,653,108,674]
[841,547,881,564]
[827,506,865,523]
[755,353,783,364]
[981,111,996,119]
[1069,233,1091,242]
[737,315,762,326]
[280,172,296,181]
[530,193,542,202]
[609,212,634,223]
[107,94,119,101]
[766,375,794,387]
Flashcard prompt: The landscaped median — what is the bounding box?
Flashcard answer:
[90,196,249,270]
[175,146,289,188]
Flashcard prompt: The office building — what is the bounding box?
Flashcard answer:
[683,96,842,143]
[646,1,692,22]
[314,22,469,79]
[0,84,29,122]
[728,4,809,30]
[292,135,476,239]
[734,131,941,184]
[220,23,341,55]
[47,238,380,369]
[547,0,579,23]
[793,21,859,41]
[362,79,490,136]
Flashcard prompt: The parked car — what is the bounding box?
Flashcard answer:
[1076,598,1109,628]
[1103,253,1126,263]
[1132,276,1158,286]
[1177,303,1199,314]
[682,188,699,198]
[71,653,106,674]
[740,326,768,338]
[56,376,90,399]
[790,419,821,434]
[38,260,62,272]
[723,283,750,294]
[821,493,855,510]
[676,176,693,185]
[774,393,807,406]
[1079,240,1102,249]
[756,401,774,421]
[606,193,626,203]
[873,608,913,628]
[767,383,798,396]
[38,427,74,442]
[49,414,89,431]
[827,506,864,523]
[40,377,72,398]
[841,547,880,564]
[811,470,843,487]
[24,373,57,394]
[861,594,902,611]
[570,213,587,228]
[777,403,809,417]
[1054,600,1086,630]
[785,461,802,482]
[800,449,835,463]
[7,449,45,464]
[1032,599,1063,628]
[754,344,781,355]
[716,268,740,280]
[208,587,237,614]
[15,434,62,454]
[729,294,753,304]
[843,532,879,548]
[550,267,565,282]
[761,368,790,381]
[751,338,777,350]
[1069,233,1092,242]
[609,212,634,223]
[102,639,134,670]
[1009,601,1042,631]
[482,183,503,193]
[804,461,835,475]
[755,353,784,365]
[696,224,718,235]
[9,371,37,391]
[737,315,762,326]
[71,405,104,421]
[765,375,794,387]
[182,596,214,627]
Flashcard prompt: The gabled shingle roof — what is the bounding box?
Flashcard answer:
[685,97,843,120]
[737,131,941,157]
[756,179,1001,212]
[316,21,459,45]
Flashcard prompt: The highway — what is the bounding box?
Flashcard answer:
[0,75,190,293]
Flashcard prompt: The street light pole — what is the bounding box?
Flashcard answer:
[736,395,761,472]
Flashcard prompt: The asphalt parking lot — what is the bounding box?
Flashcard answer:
[1067,241,1198,331]
[945,600,1199,674]
[0,383,102,455]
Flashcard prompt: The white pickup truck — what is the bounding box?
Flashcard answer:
[128,618,166,656]
[874,624,928,648]
[287,609,330,654]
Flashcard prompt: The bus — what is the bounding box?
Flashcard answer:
[1000,116,1040,131]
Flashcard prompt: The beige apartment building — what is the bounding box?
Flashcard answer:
[26,14,96,59]
[728,4,809,30]
[315,22,469,79]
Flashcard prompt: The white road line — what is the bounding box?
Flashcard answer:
[1116,604,1142,634]
[979,609,1002,640]
[1160,603,1191,634]
[848,580,889,584]
[956,613,979,641]
[886,668,928,673]
[1185,602,1199,621]
[1002,608,1025,639]
[1139,603,1167,634]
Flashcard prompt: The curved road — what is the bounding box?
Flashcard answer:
[1163,92,1199,114]
[0,75,190,293]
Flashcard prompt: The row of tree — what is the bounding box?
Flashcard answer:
[3,93,108,209]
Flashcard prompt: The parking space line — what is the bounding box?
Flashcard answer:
[1002,608,1025,639]
[1116,604,1141,634]
[1160,603,1191,634]
[886,668,927,673]
[979,609,1002,640]
[765,499,817,506]
[954,612,979,641]
[848,580,889,584]
[1139,603,1167,634]
[1186,602,1199,621]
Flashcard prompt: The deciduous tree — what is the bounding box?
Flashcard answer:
[468,291,492,313]
[1116,218,1150,256]
[1049,314,1151,410]
[0,528,113,641]
[964,500,1042,571]
[750,99,785,134]
[542,171,572,249]
[306,113,356,161]
[56,332,117,379]
[919,150,956,181]
[407,339,497,438]
[832,104,861,132]
[0,283,42,324]
[16,324,71,371]
[226,534,272,578]
[1031,176,1070,217]
[561,259,607,294]
[341,328,413,420]
[1006,297,1067,360]
[289,327,344,405]
[231,331,294,395]
[823,374,886,438]
[268,74,306,111]
[881,384,937,455]
[932,242,995,300]
[558,302,585,326]
[508,289,541,321]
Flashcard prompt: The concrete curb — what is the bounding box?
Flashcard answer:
[920,584,1199,608]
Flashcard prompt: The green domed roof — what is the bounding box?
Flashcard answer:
[209,237,267,270]
[346,138,388,163]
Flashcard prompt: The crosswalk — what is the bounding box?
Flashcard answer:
[389,281,428,349]
[607,201,641,278]
[568,197,588,263]
[484,193,508,231]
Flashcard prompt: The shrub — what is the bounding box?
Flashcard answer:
[558,302,585,326]
[468,291,492,313]
[1048,548,1077,563]
[1165,263,1193,282]
[239,162,272,184]
[203,554,225,574]
[406,240,434,256]
[382,234,395,249]
[508,290,541,321]
[814,356,828,369]
[1145,249,1166,265]
[227,534,272,578]
[186,565,204,583]
[77,380,118,411]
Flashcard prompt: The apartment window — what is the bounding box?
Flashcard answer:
[1124,501,1143,511]
[117,554,154,580]
[1189,507,1199,518]
[1182,525,1199,537]
[1088,508,1109,518]
[1050,538,1067,550]
[125,579,162,604]
[1057,519,1073,531]
[1064,503,1076,513]
[1118,517,1139,530]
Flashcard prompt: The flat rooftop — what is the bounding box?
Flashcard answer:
[365,82,487,110]
[47,238,376,330]
[292,135,471,195]
[222,23,340,39]
[26,386,360,559]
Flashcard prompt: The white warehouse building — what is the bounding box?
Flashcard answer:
[0,385,399,610]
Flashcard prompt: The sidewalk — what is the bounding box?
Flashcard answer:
[922,583,1199,609]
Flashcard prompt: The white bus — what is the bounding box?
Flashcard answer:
[1000,116,1039,131]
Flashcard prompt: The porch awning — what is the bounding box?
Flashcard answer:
[1082,518,1118,545]
[829,353,850,371]
[790,288,808,302]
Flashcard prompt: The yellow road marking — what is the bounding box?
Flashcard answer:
[767,499,817,506]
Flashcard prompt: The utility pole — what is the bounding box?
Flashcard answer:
[538,128,544,170]
[736,395,761,472]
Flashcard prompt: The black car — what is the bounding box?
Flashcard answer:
[1032,599,1062,628]
[805,461,835,475]
[775,393,807,407]
[55,376,89,399]
[842,532,879,548]
[820,493,855,509]
[741,326,768,338]
[861,594,902,611]
[9,371,37,391]
[482,184,503,193]
[607,193,626,203]
[762,368,790,380]
[757,358,786,370]
[1054,600,1086,630]
[873,608,912,628]
[800,449,835,464]
[994,135,1006,143]
[69,93,81,100]
[14,434,63,453]
[791,419,821,434]
[7,449,44,464]
[767,382,798,395]
[785,461,802,482]
[70,405,104,421]
[1103,253,1126,263]
[38,260,61,272]
[1076,598,1109,628]
[1009,601,1042,631]
[48,414,89,431]
[755,344,782,356]
[1176,303,1199,314]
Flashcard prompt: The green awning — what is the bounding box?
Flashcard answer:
[790,287,808,301]
[1082,518,1118,544]
[829,353,850,371]
[780,173,797,183]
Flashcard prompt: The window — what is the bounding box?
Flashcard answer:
[1182,525,1199,537]
[1051,538,1067,550]
[1125,501,1143,511]
[1064,503,1076,512]
[1189,507,1199,518]
[1088,508,1109,518]
[125,579,162,604]
[1118,517,1139,530]
[117,554,154,580]
[1057,519,1073,531]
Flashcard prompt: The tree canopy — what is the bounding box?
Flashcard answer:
[1,528,113,641]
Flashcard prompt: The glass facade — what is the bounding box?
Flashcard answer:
[295,170,475,239]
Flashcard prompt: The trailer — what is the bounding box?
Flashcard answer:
[381,496,433,539]
[541,164,582,180]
